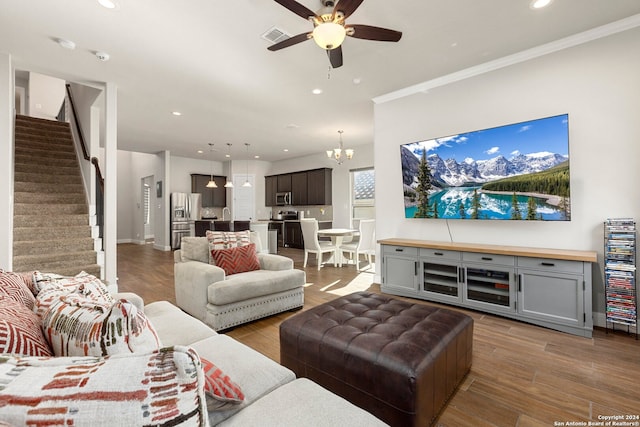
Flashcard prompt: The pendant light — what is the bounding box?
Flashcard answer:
[242,143,252,188]
[224,143,234,188]
[326,130,354,165]
[206,143,217,188]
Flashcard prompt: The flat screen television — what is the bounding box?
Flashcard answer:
[401,114,570,220]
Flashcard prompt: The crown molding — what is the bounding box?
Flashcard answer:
[373,13,640,105]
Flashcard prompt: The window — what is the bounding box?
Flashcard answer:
[143,184,151,225]
[352,168,375,222]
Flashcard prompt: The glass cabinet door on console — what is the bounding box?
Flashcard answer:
[461,252,516,313]
[419,249,462,304]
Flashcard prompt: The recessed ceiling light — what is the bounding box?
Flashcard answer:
[312,88,323,95]
[254,155,260,159]
[197,150,204,154]
[171,111,182,116]
[57,39,76,50]
[98,0,118,9]
[283,149,289,152]
[530,0,552,9]
[352,77,362,85]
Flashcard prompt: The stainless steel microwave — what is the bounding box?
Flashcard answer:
[276,191,291,206]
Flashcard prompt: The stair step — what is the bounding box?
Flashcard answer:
[14,182,85,194]
[14,163,81,176]
[14,145,77,160]
[13,252,100,276]
[14,171,82,185]
[14,238,95,257]
[14,203,88,216]
[14,192,86,204]
[14,154,79,168]
[13,225,92,241]
[13,214,89,228]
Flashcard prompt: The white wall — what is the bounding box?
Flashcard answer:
[374,27,640,322]
[28,72,65,120]
[0,53,14,269]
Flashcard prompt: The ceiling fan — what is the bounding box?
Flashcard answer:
[268,0,402,68]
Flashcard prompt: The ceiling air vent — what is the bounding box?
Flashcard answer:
[261,26,291,44]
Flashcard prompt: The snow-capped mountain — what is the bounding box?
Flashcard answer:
[401,146,568,187]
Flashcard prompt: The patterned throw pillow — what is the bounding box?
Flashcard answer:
[201,357,245,410]
[0,346,209,426]
[34,273,114,316]
[211,243,261,276]
[0,270,36,309]
[206,231,252,265]
[38,297,161,357]
[0,296,53,357]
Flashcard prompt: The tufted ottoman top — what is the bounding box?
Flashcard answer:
[280,291,474,426]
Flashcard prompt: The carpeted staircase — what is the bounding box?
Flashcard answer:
[12,115,101,277]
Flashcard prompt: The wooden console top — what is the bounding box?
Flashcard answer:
[378,238,598,263]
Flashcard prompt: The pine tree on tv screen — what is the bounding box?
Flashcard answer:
[401,114,571,221]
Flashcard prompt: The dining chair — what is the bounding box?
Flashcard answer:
[300,218,337,271]
[339,219,375,271]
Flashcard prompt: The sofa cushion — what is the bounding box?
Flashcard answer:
[217,378,388,427]
[0,296,53,357]
[208,269,306,306]
[144,301,217,347]
[0,270,36,309]
[201,357,245,410]
[189,334,295,425]
[211,243,261,276]
[0,346,209,426]
[38,296,161,357]
[181,236,210,264]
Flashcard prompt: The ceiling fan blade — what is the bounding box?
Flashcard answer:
[347,24,402,42]
[273,0,318,21]
[267,32,312,51]
[327,46,343,68]
[334,0,365,19]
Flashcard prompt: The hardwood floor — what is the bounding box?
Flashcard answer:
[117,243,640,426]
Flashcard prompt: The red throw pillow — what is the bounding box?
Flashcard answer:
[211,243,260,276]
[201,357,245,411]
[0,296,53,357]
[0,270,36,309]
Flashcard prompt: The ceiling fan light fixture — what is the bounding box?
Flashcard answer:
[312,22,346,50]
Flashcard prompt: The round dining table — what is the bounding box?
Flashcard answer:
[317,228,358,267]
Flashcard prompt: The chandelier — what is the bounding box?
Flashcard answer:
[326,130,353,165]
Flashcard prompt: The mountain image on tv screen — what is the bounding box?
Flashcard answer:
[401,114,570,221]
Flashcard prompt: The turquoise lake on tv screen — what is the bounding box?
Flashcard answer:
[405,187,567,220]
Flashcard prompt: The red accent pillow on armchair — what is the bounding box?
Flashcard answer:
[211,243,261,276]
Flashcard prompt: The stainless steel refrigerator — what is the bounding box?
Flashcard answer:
[170,192,202,249]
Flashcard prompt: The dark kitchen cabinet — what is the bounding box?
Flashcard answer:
[191,174,227,207]
[307,168,332,205]
[284,221,303,249]
[291,171,308,206]
[277,174,292,192]
[265,168,332,207]
[265,175,277,206]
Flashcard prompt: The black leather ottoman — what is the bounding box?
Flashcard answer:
[279,292,473,427]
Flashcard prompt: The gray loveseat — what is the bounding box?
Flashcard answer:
[174,235,305,331]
